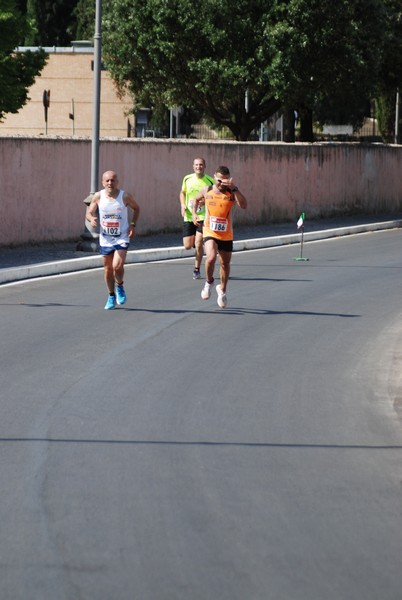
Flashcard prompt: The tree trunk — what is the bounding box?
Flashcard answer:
[299,106,314,142]
[283,107,296,142]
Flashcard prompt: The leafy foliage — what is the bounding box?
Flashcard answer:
[73,0,95,41]
[379,0,402,89]
[0,0,47,120]
[375,0,402,140]
[7,0,402,140]
[26,0,78,46]
[267,0,387,135]
[376,91,396,142]
[101,0,400,140]
[102,0,281,140]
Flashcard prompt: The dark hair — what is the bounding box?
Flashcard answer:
[216,165,230,176]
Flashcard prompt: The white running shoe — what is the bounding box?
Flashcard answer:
[216,284,227,308]
[201,281,212,300]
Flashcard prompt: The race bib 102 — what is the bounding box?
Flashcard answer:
[102,219,121,236]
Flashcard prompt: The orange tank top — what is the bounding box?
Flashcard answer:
[203,188,235,241]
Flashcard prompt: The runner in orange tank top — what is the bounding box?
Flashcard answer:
[192,165,247,308]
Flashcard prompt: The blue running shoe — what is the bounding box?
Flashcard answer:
[115,284,126,305]
[104,295,116,310]
[193,269,201,280]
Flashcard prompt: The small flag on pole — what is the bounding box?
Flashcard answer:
[297,212,305,229]
[292,211,309,261]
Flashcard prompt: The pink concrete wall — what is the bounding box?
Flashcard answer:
[1,137,402,246]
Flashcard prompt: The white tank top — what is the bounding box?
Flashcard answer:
[98,189,130,248]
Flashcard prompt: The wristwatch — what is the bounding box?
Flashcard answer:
[231,186,239,192]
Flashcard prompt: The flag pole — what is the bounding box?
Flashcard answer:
[292,212,309,261]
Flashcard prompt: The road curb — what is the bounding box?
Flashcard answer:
[1,220,401,285]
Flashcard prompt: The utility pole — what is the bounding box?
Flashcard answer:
[90,0,102,195]
[77,0,102,251]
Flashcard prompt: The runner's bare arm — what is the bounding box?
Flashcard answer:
[179,189,186,217]
[124,192,140,238]
[86,192,100,228]
[233,189,247,209]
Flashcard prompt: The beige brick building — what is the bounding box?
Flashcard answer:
[0,46,136,137]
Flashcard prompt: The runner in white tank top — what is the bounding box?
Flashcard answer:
[98,188,130,249]
[86,170,140,310]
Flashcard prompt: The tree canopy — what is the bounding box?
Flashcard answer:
[73,0,95,42]
[24,0,78,46]
[7,0,402,140]
[102,0,281,140]
[101,0,400,140]
[267,0,388,139]
[0,0,47,121]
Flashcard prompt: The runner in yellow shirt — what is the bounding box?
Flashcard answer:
[192,165,247,308]
[179,157,214,279]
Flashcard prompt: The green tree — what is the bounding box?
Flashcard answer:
[23,0,94,46]
[268,0,387,140]
[102,0,281,141]
[101,0,401,141]
[376,92,396,142]
[379,0,402,91]
[73,0,94,41]
[27,0,78,46]
[15,0,26,13]
[375,0,402,141]
[0,0,47,121]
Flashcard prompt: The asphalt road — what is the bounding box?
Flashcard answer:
[1,230,402,600]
